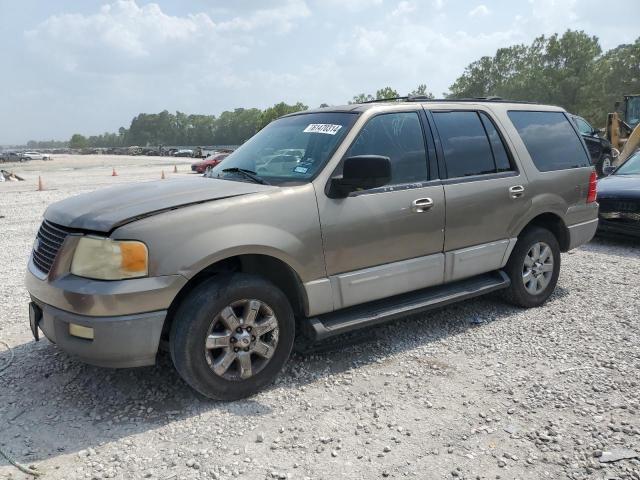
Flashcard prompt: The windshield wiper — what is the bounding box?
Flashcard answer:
[220,168,270,185]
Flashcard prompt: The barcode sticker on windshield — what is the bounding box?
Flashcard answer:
[303,124,342,135]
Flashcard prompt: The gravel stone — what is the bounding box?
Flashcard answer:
[1,155,639,480]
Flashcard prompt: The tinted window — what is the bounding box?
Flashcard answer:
[508,111,590,172]
[432,111,495,178]
[347,112,427,184]
[573,116,593,135]
[479,112,512,172]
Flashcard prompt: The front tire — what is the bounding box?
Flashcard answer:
[170,273,295,400]
[502,226,561,308]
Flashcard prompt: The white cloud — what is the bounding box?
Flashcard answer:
[392,1,416,16]
[216,0,310,34]
[3,0,636,144]
[432,0,446,10]
[468,5,490,18]
[25,0,309,73]
[321,0,383,12]
[528,0,577,29]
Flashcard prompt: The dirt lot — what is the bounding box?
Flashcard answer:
[1,155,639,480]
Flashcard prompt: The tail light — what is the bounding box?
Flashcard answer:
[587,170,597,203]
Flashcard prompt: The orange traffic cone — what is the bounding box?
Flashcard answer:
[112,167,118,176]
[173,164,178,173]
[161,170,166,179]
[37,176,44,191]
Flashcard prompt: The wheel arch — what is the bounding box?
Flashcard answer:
[162,254,308,342]
[516,212,570,252]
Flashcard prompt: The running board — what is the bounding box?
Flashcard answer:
[301,271,510,342]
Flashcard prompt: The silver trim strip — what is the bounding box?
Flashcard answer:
[330,254,445,310]
[444,239,510,282]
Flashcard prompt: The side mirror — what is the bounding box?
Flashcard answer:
[602,165,616,176]
[328,155,391,198]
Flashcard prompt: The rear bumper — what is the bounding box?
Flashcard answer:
[32,299,166,368]
[567,218,598,250]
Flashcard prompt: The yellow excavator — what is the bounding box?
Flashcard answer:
[606,94,640,166]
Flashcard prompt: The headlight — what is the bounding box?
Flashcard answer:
[70,237,148,280]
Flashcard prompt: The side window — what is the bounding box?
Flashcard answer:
[347,112,427,185]
[508,111,591,172]
[432,111,495,178]
[574,117,592,135]
[479,112,512,172]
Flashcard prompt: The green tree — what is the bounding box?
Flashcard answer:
[448,30,602,116]
[375,87,400,100]
[409,84,435,99]
[257,102,308,130]
[580,38,640,125]
[349,93,375,104]
[212,108,262,145]
[69,134,88,149]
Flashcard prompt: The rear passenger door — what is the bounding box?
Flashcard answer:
[428,109,528,282]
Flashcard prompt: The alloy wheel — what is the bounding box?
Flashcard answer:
[204,299,279,381]
[522,241,554,295]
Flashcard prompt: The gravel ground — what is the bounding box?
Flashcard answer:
[1,155,639,480]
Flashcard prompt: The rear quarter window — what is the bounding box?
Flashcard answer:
[508,111,590,172]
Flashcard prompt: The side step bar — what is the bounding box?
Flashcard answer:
[301,271,510,342]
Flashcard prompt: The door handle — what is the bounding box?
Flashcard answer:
[411,198,434,213]
[508,185,525,198]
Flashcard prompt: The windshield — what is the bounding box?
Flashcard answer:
[627,96,640,128]
[207,112,358,185]
[615,151,640,175]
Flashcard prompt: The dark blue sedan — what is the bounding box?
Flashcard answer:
[597,151,640,238]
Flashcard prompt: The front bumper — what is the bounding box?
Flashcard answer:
[31,299,166,368]
[597,218,640,238]
[26,258,188,368]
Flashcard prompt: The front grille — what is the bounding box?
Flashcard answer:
[32,220,71,274]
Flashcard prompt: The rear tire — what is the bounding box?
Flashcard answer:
[502,226,560,308]
[170,273,295,400]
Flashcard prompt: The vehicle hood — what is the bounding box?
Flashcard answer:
[45,176,276,232]
[597,174,640,200]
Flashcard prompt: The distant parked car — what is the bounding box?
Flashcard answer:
[174,149,194,158]
[0,152,19,162]
[597,150,640,238]
[191,153,231,174]
[21,151,51,161]
[571,115,615,176]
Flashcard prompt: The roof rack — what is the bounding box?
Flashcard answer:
[359,96,538,105]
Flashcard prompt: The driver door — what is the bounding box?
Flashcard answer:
[315,110,445,309]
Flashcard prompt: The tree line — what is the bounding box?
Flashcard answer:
[64,86,434,150]
[449,30,640,126]
[31,30,639,149]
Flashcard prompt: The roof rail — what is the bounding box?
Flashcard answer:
[360,96,409,104]
[358,96,539,105]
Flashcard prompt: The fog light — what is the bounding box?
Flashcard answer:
[69,323,94,340]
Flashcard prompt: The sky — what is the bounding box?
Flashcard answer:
[0,0,637,145]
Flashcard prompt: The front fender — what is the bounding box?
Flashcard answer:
[111,184,326,284]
